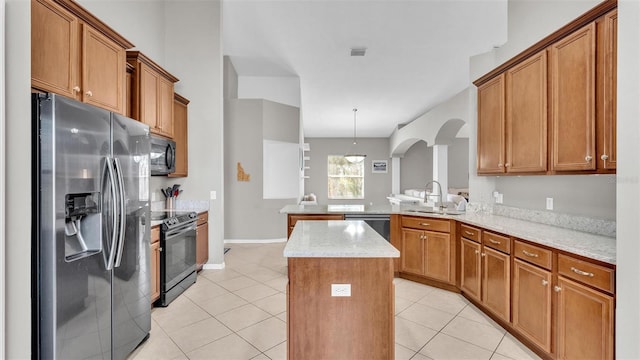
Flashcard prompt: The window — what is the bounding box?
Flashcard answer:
[328,155,364,199]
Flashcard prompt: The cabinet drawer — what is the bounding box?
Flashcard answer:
[558,254,614,294]
[514,240,552,270]
[197,212,208,226]
[460,224,481,242]
[151,225,160,244]
[402,216,450,233]
[483,231,511,254]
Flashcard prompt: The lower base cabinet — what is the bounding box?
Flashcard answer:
[150,226,160,304]
[482,247,510,322]
[196,212,209,271]
[556,277,614,360]
[512,259,552,353]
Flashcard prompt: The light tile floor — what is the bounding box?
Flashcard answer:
[129,242,541,360]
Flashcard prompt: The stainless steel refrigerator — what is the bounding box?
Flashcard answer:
[32,93,152,359]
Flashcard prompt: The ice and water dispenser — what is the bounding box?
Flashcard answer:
[64,192,101,261]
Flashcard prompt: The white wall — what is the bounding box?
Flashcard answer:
[238,76,301,108]
[0,0,5,356]
[5,0,30,357]
[400,140,433,191]
[304,138,392,205]
[616,1,640,357]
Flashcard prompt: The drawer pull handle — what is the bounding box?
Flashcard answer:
[554,286,562,292]
[571,267,594,277]
[489,239,501,245]
[420,223,430,226]
[474,250,479,255]
[481,253,486,257]
[464,231,474,236]
[541,280,549,286]
[522,250,539,258]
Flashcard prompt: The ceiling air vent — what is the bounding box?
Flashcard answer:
[350,47,367,57]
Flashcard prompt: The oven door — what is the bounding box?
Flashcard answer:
[161,222,197,292]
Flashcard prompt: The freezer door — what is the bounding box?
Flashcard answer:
[111,113,151,359]
[34,94,114,359]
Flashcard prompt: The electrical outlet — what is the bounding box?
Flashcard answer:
[151,192,156,201]
[331,284,351,297]
[546,197,554,210]
[496,193,503,204]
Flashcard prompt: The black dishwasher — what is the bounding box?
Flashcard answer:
[343,213,391,242]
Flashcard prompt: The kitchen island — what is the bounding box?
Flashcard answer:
[284,220,399,360]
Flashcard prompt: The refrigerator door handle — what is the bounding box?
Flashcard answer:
[114,157,127,267]
[104,157,119,271]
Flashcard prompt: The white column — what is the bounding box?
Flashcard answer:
[391,157,401,195]
[432,145,448,197]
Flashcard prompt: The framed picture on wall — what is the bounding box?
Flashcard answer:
[371,160,388,173]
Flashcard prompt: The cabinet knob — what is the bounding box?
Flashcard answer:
[505,163,511,167]
[474,250,479,255]
[498,163,503,168]
[481,253,486,257]
[86,90,93,97]
[554,286,561,292]
[601,154,609,160]
[72,86,81,93]
[541,279,549,286]
[585,155,593,162]
[159,247,163,252]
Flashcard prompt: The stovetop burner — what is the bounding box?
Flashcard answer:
[150,210,197,231]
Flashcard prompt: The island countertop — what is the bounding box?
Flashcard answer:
[284,220,400,258]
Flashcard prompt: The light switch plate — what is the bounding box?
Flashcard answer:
[546,197,553,210]
[210,190,217,200]
[331,284,351,297]
[496,193,503,204]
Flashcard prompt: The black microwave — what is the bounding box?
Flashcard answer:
[150,135,176,175]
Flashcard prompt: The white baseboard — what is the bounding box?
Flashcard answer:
[224,238,287,244]
[203,262,225,270]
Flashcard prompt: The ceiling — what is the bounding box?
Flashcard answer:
[223,0,507,138]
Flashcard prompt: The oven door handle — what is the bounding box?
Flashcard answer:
[164,223,196,239]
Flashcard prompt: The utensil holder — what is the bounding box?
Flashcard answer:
[166,197,175,211]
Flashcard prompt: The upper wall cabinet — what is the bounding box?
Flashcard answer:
[169,93,190,178]
[549,23,596,172]
[474,2,617,176]
[32,0,133,114]
[127,51,179,139]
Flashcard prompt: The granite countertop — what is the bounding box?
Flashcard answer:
[279,204,616,265]
[284,220,400,258]
[150,200,210,228]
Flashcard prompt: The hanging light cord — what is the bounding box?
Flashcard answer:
[352,108,358,145]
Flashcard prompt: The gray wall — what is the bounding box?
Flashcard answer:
[400,140,433,191]
[304,138,392,205]
[448,138,469,189]
[224,98,300,240]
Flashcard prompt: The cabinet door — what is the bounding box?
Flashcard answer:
[556,277,614,360]
[460,238,481,302]
[196,222,209,271]
[477,74,505,174]
[401,229,424,276]
[513,259,552,352]
[31,0,79,98]
[150,241,160,303]
[424,231,452,283]
[170,95,189,177]
[82,24,125,114]
[482,247,510,322]
[550,23,596,171]
[139,63,160,131]
[506,50,547,173]
[158,77,175,138]
[597,10,617,171]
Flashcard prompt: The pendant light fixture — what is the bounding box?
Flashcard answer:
[344,108,366,163]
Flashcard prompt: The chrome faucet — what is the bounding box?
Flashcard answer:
[424,180,445,212]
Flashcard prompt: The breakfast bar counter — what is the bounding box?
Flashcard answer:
[284,220,399,360]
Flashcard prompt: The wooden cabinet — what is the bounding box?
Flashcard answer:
[169,93,189,177]
[513,258,552,353]
[477,74,505,174]
[550,23,596,172]
[150,226,160,304]
[555,253,614,359]
[460,226,510,323]
[287,214,345,238]
[125,63,134,118]
[399,216,455,286]
[196,212,209,271]
[127,51,179,138]
[505,50,547,173]
[31,0,132,114]
[596,10,617,171]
